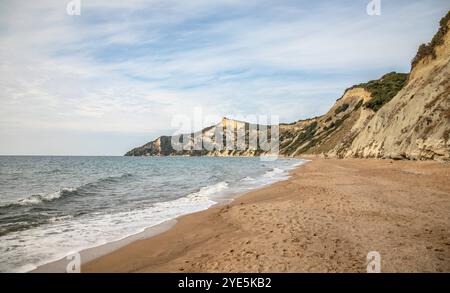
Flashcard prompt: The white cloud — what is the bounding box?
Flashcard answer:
[0,0,449,154]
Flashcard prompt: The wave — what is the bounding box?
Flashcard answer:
[0,173,134,208]
[186,181,229,201]
[95,173,133,184]
[263,167,285,178]
[47,215,73,223]
[0,159,307,272]
[3,188,77,207]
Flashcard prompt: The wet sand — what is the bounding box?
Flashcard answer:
[83,159,450,273]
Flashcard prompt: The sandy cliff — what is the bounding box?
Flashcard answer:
[345,16,450,160]
[125,117,277,157]
[126,12,450,161]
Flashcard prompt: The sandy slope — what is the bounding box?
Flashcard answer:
[83,159,450,273]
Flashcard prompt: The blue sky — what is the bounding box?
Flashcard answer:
[0,0,449,155]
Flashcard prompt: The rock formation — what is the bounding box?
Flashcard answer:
[126,12,450,161]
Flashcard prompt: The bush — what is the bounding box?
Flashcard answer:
[335,103,349,114]
[358,72,409,112]
[287,121,318,151]
[354,99,364,110]
[411,11,450,67]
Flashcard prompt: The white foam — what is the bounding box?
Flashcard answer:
[0,159,306,272]
[0,183,220,272]
[12,188,76,206]
[263,167,284,178]
[187,181,229,199]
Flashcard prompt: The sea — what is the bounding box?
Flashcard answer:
[0,156,305,272]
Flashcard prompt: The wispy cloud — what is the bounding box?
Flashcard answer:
[0,0,449,155]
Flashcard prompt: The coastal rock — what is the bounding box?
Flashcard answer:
[126,12,450,162]
[125,118,276,157]
[345,14,450,161]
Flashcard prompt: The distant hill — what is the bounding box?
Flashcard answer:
[125,117,278,157]
[126,11,450,161]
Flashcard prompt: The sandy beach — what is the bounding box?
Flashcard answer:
[83,158,450,273]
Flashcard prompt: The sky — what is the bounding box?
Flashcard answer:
[0,0,449,155]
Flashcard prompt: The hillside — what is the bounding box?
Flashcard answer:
[344,11,450,160]
[125,117,277,157]
[277,72,409,158]
[126,12,450,161]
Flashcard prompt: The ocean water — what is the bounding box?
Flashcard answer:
[0,156,304,272]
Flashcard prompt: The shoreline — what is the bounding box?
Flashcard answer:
[32,158,305,273]
[82,158,450,273]
[31,219,178,273]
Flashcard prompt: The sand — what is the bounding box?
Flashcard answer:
[83,159,450,273]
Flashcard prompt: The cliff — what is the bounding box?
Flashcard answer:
[125,117,277,157]
[126,12,450,161]
[343,12,450,160]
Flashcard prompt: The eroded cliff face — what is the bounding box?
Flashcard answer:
[126,13,450,161]
[344,21,450,161]
[125,117,278,157]
[278,87,373,157]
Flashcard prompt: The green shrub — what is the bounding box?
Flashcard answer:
[345,72,409,112]
[287,121,318,151]
[335,103,349,114]
[354,99,364,110]
[411,11,450,67]
[363,72,409,111]
[346,72,408,112]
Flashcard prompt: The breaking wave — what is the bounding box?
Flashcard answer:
[0,173,134,208]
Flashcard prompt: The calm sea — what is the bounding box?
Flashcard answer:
[0,156,304,272]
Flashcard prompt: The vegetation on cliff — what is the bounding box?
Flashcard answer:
[348,72,409,112]
[411,11,450,68]
[126,12,449,161]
